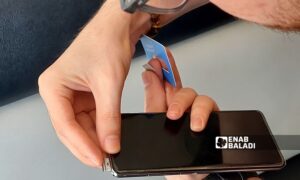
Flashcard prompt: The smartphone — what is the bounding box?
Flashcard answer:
[105,111,285,177]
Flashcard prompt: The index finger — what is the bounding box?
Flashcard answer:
[39,78,103,167]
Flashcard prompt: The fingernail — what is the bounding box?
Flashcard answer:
[143,63,155,72]
[191,119,203,132]
[104,135,120,154]
[168,104,180,119]
[142,72,152,87]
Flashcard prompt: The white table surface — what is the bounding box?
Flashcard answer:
[1,21,300,180]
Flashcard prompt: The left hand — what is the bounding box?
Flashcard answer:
[38,0,151,167]
[142,50,219,180]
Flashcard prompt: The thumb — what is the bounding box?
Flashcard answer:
[142,59,167,112]
[90,76,123,154]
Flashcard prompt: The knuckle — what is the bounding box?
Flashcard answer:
[38,72,47,89]
[53,121,76,140]
[176,88,197,101]
[184,87,198,95]
[77,113,95,130]
[100,112,120,122]
[55,127,67,141]
[199,95,214,102]
[198,95,219,110]
[97,112,121,134]
[38,69,53,96]
[170,102,180,107]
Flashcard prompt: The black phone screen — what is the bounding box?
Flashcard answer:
[110,111,284,175]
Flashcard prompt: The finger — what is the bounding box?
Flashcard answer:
[51,100,103,167]
[190,95,219,132]
[39,82,103,167]
[164,48,183,105]
[57,132,100,168]
[142,70,167,112]
[166,88,197,120]
[90,75,123,154]
[89,110,96,122]
[76,112,99,147]
[148,49,181,100]
[148,58,164,81]
[166,48,182,88]
[73,92,95,114]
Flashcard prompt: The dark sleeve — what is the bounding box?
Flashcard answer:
[0,0,102,106]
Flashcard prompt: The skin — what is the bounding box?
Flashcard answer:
[38,0,206,168]
[38,0,300,171]
[210,0,300,30]
[38,0,152,167]
[143,55,219,180]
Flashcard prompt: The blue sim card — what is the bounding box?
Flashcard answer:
[140,35,177,87]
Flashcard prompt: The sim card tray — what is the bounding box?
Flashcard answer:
[102,157,112,172]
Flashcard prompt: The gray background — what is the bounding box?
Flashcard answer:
[1,21,300,180]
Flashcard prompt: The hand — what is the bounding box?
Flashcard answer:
[142,50,219,180]
[38,0,150,168]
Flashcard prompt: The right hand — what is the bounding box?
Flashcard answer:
[142,50,219,180]
[38,0,149,168]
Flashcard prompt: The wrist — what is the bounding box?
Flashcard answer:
[87,0,151,43]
